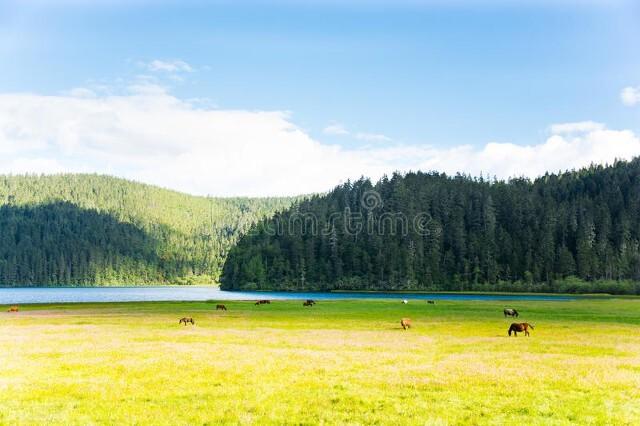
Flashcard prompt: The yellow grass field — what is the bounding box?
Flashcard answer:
[1,298,639,425]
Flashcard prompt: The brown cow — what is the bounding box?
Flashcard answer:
[216,304,227,311]
[508,322,534,336]
[400,318,412,330]
[255,300,271,306]
[179,317,195,325]
[7,306,19,313]
[303,301,314,307]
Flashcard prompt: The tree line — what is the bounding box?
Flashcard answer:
[222,159,640,294]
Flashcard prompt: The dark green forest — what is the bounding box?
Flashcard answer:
[0,174,295,286]
[221,159,640,294]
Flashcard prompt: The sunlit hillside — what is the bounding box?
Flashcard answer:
[0,174,297,286]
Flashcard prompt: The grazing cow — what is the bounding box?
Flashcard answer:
[305,299,316,305]
[7,306,19,313]
[504,308,519,318]
[508,322,534,336]
[402,299,408,304]
[400,318,412,330]
[179,317,195,326]
[255,300,271,306]
[427,300,435,305]
[216,304,227,311]
[303,300,314,307]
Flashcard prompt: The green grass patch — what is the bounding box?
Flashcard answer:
[1,298,639,424]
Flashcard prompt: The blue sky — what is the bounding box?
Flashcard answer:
[0,1,639,195]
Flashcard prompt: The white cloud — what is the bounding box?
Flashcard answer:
[68,87,97,98]
[549,121,605,134]
[145,59,193,73]
[323,122,349,135]
[621,86,640,107]
[405,123,640,179]
[323,122,392,142]
[0,88,638,196]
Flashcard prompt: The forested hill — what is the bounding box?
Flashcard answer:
[221,159,640,294]
[0,174,296,286]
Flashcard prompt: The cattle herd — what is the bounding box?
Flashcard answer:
[180,299,535,335]
[396,302,533,335]
[4,300,535,335]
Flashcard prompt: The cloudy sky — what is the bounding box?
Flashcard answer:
[1,0,639,196]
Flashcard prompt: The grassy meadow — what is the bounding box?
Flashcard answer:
[1,298,639,425]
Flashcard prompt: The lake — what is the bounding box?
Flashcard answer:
[0,286,575,304]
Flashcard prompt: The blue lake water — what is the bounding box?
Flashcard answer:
[0,286,575,304]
